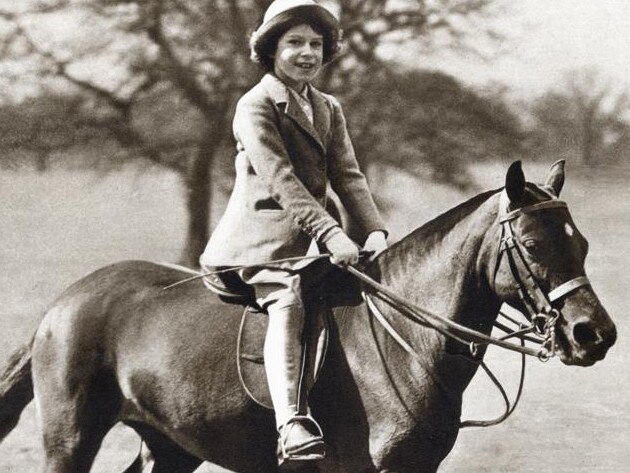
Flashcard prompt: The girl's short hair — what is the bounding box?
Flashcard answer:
[249,6,341,72]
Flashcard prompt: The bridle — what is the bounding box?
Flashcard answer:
[494,190,591,359]
[357,189,591,361]
[355,188,592,427]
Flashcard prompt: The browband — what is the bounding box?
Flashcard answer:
[500,200,568,223]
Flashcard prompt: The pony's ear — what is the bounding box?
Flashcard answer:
[544,160,565,197]
[505,160,526,203]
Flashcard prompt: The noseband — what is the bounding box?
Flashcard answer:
[496,191,591,359]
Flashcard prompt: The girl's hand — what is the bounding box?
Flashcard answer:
[363,231,388,261]
[323,228,360,267]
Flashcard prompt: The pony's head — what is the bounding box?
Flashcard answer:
[491,161,616,366]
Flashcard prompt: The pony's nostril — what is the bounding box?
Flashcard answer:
[573,322,600,346]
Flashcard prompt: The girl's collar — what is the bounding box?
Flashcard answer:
[293,83,310,100]
[262,74,313,105]
[285,80,310,98]
[270,73,309,95]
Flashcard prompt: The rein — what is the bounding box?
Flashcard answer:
[349,267,544,358]
[162,189,591,429]
[346,191,591,427]
[351,267,529,428]
[360,192,590,363]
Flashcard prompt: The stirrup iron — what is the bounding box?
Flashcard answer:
[277,414,325,468]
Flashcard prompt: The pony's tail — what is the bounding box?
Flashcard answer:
[0,342,33,443]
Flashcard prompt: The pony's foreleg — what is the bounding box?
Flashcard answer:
[126,424,203,473]
[0,342,33,443]
[122,441,153,473]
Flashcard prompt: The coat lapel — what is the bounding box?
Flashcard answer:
[262,74,326,152]
[310,86,332,150]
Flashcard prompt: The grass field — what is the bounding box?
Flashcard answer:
[0,161,628,472]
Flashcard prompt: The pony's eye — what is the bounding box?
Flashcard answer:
[523,239,539,252]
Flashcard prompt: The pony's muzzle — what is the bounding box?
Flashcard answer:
[565,315,617,365]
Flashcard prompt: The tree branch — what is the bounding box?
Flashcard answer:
[143,0,217,119]
[0,9,189,173]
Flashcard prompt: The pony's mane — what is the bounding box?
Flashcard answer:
[390,181,555,251]
[393,187,501,249]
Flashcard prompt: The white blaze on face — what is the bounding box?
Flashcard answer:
[565,222,575,237]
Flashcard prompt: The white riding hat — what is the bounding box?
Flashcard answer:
[250,0,340,66]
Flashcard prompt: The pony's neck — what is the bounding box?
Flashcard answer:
[374,190,503,391]
[380,190,500,306]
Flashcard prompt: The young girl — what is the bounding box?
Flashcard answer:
[200,0,388,466]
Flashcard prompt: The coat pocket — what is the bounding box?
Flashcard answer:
[254,197,284,213]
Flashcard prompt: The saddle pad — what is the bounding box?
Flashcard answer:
[237,306,330,409]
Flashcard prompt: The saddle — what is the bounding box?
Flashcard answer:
[203,261,362,409]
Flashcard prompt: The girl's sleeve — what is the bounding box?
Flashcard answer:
[327,96,388,240]
[233,95,340,242]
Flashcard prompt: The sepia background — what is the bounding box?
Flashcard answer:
[1,0,629,471]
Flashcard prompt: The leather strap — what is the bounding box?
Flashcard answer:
[548,276,590,302]
[500,200,568,222]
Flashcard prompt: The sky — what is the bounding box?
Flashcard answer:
[387,0,630,97]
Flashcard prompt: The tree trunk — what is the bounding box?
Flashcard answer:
[36,151,48,172]
[581,110,595,165]
[179,129,217,267]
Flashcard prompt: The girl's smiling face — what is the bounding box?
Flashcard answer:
[273,24,324,91]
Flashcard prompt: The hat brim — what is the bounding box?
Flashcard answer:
[251,5,340,57]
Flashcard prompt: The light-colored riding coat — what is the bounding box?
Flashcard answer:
[200,73,385,267]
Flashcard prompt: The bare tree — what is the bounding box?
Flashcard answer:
[529,68,630,165]
[1,0,256,265]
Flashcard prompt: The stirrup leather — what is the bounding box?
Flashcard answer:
[277,415,325,463]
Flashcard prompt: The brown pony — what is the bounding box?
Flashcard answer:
[0,162,616,472]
